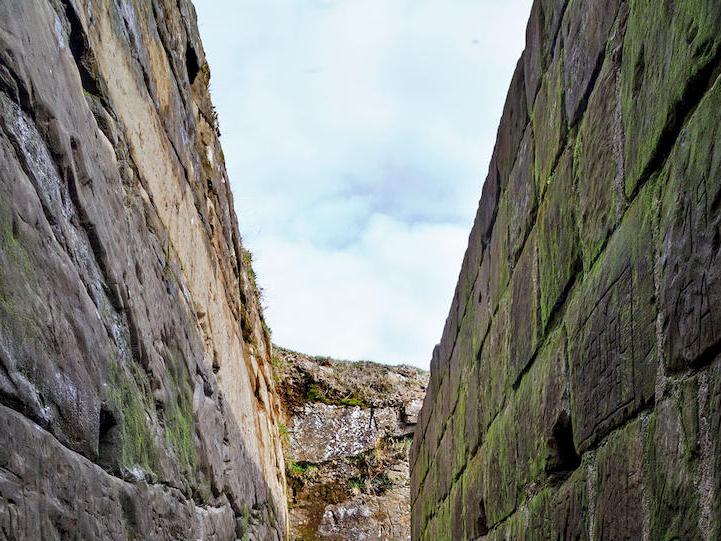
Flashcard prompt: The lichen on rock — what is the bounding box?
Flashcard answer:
[274,347,428,541]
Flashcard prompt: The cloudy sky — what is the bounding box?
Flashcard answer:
[194,0,532,368]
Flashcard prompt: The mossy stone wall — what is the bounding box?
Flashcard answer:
[410,1,721,539]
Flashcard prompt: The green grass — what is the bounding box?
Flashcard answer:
[305,382,370,409]
[305,384,329,403]
[241,248,258,289]
[286,460,319,483]
[348,477,364,491]
[339,396,366,408]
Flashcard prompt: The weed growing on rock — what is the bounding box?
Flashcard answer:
[287,460,319,484]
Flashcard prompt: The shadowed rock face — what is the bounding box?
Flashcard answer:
[411,0,721,539]
[274,347,428,541]
[0,1,287,539]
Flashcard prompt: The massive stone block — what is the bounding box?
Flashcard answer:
[643,392,702,540]
[561,0,623,126]
[621,0,721,196]
[509,228,540,382]
[478,293,511,434]
[507,126,537,264]
[592,420,645,540]
[495,60,529,191]
[532,46,566,190]
[566,184,657,453]
[537,146,580,329]
[659,77,721,372]
[575,10,627,266]
[523,0,568,111]
[487,197,511,314]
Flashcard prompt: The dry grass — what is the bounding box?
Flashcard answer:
[272,346,428,411]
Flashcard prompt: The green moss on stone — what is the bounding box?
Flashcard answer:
[0,204,32,280]
[538,145,580,329]
[164,378,196,478]
[453,390,466,478]
[621,0,721,195]
[238,505,251,541]
[106,358,159,474]
[532,48,567,196]
[487,198,511,312]
[481,409,518,525]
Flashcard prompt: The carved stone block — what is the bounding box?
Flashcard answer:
[659,78,721,371]
[567,187,656,452]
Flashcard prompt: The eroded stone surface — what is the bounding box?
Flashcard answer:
[317,485,410,541]
[659,76,721,372]
[575,15,627,268]
[0,1,287,538]
[291,404,400,463]
[537,146,579,328]
[567,184,656,453]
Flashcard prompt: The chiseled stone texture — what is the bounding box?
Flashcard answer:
[0,1,287,539]
[274,347,428,541]
[411,0,721,540]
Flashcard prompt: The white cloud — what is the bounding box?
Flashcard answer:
[194,0,532,367]
[253,214,468,365]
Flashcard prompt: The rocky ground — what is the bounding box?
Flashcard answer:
[273,347,428,541]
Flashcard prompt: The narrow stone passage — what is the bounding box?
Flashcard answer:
[2,1,721,540]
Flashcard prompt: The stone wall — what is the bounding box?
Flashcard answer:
[274,347,427,541]
[411,0,721,539]
[0,1,286,539]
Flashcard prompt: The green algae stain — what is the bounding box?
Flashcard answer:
[164,378,196,478]
[106,357,159,474]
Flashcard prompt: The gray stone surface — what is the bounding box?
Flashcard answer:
[0,0,287,538]
[291,404,400,463]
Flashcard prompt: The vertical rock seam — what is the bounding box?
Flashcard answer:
[0,1,287,539]
[411,0,721,539]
